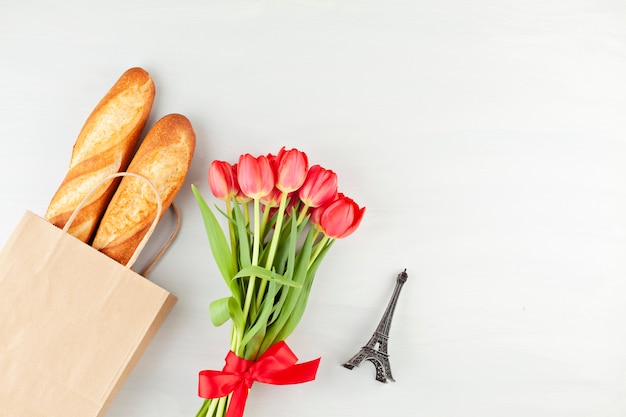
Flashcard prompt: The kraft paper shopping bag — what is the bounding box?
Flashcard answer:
[0,173,177,416]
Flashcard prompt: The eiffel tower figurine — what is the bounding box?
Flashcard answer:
[342,269,408,383]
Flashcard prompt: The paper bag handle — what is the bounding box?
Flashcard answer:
[63,172,163,269]
[138,202,180,278]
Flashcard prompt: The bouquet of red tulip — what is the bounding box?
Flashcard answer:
[191,147,365,417]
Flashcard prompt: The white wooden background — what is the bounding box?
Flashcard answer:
[2,1,626,416]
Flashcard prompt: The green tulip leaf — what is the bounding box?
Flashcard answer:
[192,185,236,287]
[209,297,231,327]
[232,201,252,268]
[267,215,299,327]
[240,279,278,358]
[233,265,300,288]
[275,239,334,341]
[228,296,246,331]
[259,226,316,351]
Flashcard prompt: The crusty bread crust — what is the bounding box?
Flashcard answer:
[45,67,156,243]
[92,113,196,266]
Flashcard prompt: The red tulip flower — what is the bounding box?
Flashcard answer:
[261,187,282,208]
[319,195,365,239]
[208,160,238,200]
[237,153,275,200]
[230,164,252,204]
[309,204,324,230]
[275,147,309,193]
[298,164,338,208]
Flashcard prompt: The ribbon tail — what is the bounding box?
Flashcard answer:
[258,357,321,385]
[224,383,250,417]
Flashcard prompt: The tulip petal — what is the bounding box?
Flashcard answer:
[238,154,275,199]
[338,206,366,238]
[276,148,308,193]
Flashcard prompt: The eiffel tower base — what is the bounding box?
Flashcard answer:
[342,346,395,383]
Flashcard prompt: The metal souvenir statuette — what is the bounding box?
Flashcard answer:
[342,269,408,383]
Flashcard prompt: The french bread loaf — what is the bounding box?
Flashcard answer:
[45,67,156,243]
[91,113,196,266]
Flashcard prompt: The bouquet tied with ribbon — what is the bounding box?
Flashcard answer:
[192,147,365,417]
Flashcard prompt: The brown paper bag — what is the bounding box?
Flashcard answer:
[0,174,177,416]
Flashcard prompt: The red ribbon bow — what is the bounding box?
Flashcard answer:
[198,341,321,417]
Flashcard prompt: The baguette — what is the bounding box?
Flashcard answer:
[45,67,156,243]
[91,113,196,265]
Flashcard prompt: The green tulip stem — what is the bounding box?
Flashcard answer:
[310,234,331,268]
[243,201,250,226]
[195,399,210,417]
[241,198,262,334]
[215,396,227,417]
[225,198,238,266]
[259,203,271,242]
[230,322,239,354]
[296,203,310,226]
[256,191,289,308]
[199,398,218,417]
